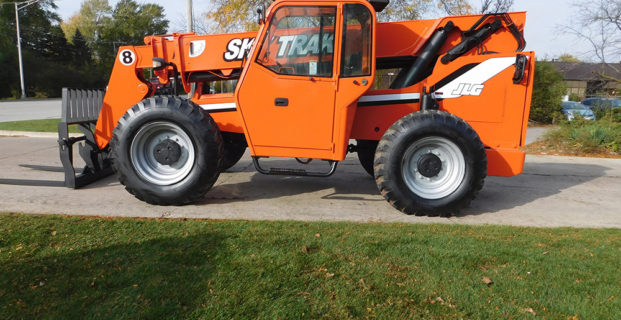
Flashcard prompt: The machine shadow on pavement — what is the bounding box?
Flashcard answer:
[0,157,610,218]
[201,158,610,218]
[0,164,117,189]
[459,162,609,216]
[0,178,64,188]
[201,159,381,204]
[0,165,64,187]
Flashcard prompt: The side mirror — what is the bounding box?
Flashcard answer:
[257,7,265,25]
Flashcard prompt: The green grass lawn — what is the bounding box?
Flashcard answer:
[0,118,80,133]
[1,214,619,319]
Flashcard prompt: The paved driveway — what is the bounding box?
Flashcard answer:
[0,136,619,228]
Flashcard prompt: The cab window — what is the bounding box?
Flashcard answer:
[256,6,337,77]
[341,4,372,77]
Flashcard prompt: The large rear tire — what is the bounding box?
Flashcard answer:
[110,96,223,205]
[374,110,487,216]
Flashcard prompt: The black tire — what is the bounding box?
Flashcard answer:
[221,132,247,170]
[374,110,487,217]
[110,96,223,205]
[356,139,378,176]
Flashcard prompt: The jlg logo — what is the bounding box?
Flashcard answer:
[224,38,255,61]
[451,83,485,96]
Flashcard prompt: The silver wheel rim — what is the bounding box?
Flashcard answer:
[401,136,466,200]
[130,121,195,186]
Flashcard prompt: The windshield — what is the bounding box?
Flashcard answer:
[256,6,337,78]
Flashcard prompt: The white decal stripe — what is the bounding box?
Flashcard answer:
[200,103,237,111]
[359,93,421,103]
[435,57,517,99]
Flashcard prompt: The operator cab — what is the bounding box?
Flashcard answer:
[236,0,377,165]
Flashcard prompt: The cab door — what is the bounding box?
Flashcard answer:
[236,4,339,159]
[236,2,375,160]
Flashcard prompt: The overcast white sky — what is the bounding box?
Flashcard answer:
[53,0,597,61]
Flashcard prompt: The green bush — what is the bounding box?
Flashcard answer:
[530,62,566,123]
[568,93,582,102]
[543,118,621,154]
[593,107,621,122]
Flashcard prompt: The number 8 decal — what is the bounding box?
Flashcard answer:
[119,49,136,66]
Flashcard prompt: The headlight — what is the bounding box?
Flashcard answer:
[152,57,167,70]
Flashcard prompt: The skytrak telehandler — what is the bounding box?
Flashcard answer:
[58,0,535,216]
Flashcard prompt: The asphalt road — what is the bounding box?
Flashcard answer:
[0,136,619,228]
[0,99,61,122]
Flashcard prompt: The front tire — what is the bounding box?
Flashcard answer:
[374,110,487,216]
[111,96,223,205]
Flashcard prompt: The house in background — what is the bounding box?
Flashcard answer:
[550,62,621,98]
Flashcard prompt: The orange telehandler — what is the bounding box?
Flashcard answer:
[58,0,534,216]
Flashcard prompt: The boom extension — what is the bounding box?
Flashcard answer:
[391,21,455,89]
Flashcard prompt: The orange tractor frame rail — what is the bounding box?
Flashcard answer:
[59,0,535,216]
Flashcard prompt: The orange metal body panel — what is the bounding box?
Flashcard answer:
[94,0,534,177]
[350,13,533,176]
[95,32,253,147]
[94,45,151,147]
[193,93,244,133]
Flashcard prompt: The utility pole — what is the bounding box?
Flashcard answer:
[186,0,194,33]
[13,0,42,99]
[15,3,26,99]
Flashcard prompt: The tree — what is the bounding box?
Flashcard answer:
[439,0,513,15]
[564,0,621,83]
[204,0,514,33]
[376,0,435,21]
[72,29,92,66]
[530,62,566,123]
[0,0,167,99]
[379,0,511,20]
[206,0,271,33]
[0,0,68,98]
[557,54,581,63]
[437,0,473,15]
[0,0,19,97]
[60,0,111,44]
[106,1,168,42]
[93,0,168,66]
[31,25,73,63]
[478,0,513,13]
[62,0,168,69]
[204,0,437,31]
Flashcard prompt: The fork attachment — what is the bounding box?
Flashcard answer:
[57,88,113,188]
